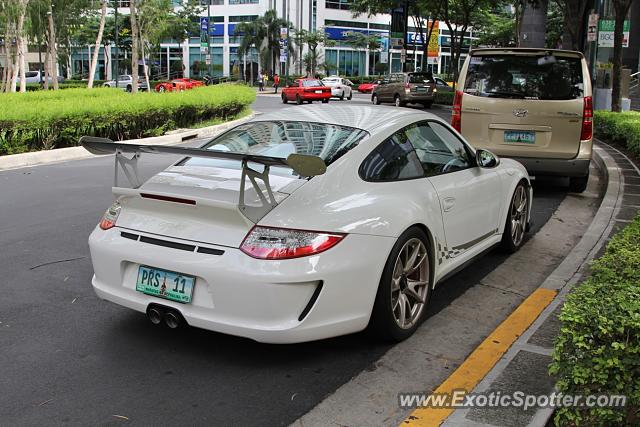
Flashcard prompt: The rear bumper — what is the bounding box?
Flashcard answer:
[403,93,435,102]
[511,157,590,177]
[301,92,331,100]
[88,227,395,343]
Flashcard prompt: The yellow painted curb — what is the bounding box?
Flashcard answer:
[401,288,557,427]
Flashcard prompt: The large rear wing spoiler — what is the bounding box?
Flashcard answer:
[80,136,327,222]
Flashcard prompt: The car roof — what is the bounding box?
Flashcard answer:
[251,105,440,133]
[469,47,585,59]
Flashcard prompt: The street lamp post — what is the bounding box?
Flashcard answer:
[208,2,212,77]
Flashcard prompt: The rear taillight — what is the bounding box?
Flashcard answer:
[240,226,345,260]
[581,96,593,141]
[405,82,410,93]
[99,201,121,230]
[451,90,463,132]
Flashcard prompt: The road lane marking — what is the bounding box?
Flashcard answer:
[400,287,557,427]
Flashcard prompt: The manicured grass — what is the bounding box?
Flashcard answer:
[0,84,255,155]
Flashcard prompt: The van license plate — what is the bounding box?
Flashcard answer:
[504,130,535,144]
[136,266,195,304]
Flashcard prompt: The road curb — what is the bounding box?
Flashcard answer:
[437,142,631,427]
[0,112,256,171]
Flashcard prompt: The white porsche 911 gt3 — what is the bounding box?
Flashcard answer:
[83,105,532,343]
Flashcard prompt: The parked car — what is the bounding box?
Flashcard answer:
[358,80,381,93]
[103,75,148,92]
[281,78,331,104]
[454,48,592,192]
[371,72,436,108]
[19,71,65,84]
[82,105,532,344]
[434,77,453,92]
[173,78,205,89]
[321,76,353,100]
[155,80,189,92]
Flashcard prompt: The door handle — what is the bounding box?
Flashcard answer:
[442,197,456,212]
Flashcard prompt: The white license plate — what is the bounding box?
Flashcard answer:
[136,266,195,304]
[504,130,535,144]
[315,90,322,94]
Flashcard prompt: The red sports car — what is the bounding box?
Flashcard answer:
[174,78,205,89]
[358,80,381,93]
[281,78,331,104]
[155,80,189,92]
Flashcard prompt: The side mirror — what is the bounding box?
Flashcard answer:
[476,149,500,168]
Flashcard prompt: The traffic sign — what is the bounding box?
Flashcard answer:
[587,13,598,42]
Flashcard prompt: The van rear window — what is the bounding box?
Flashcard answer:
[463,55,584,100]
[408,73,435,83]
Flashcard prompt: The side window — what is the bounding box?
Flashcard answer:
[405,122,473,176]
[359,130,424,182]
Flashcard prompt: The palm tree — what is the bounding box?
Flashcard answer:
[236,10,294,76]
[235,19,263,84]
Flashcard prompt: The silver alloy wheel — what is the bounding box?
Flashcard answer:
[510,185,528,247]
[372,95,378,104]
[395,96,401,107]
[391,238,429,329]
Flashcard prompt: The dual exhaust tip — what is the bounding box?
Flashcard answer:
[146,305,184,329]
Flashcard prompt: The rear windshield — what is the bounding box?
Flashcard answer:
[408,73,434,83]
[463,54,584,100]
[302,79,323,87]
[185,121,368,176]
[25,71,38,78]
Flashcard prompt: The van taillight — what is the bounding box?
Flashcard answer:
[581,96,593,141]
[451,90,463,132]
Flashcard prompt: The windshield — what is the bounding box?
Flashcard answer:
[302,79,323,87]
[463,54,584,100]
[184,121,369,177]
[408,73,434,83]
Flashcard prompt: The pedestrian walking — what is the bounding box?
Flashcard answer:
[273,74,280,93]
[258,73,264,91]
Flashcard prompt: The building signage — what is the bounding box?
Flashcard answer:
[598,19,630,47]
[587,13,598,42]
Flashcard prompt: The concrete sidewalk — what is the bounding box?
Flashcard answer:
[440,141,639,427]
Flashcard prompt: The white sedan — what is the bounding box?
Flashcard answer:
[83,105,532,343]
[321,76,353,100]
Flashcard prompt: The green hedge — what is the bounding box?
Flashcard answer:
[434,91,454,106]
[549,215,640,425]
[0,84,255,155]
[594,111,640,158]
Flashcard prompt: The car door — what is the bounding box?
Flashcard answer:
[377,76,392,100]
[405,121,503,262]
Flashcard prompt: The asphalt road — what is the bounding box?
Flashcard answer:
[0,93,568,426]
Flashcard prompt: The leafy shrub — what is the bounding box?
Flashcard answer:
[0,84,255,155]
[549,215,640,425]
[434,91,454,105]
[594,111,640,158]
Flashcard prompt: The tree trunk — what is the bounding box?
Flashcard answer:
[16,0,28,93]
[11,47,19,93]
[88,0,107,88]
[519,0,548,48]
[44,38,50,90]
[48,4,59,90]
[130,0,140,93]
[611,0,632,112]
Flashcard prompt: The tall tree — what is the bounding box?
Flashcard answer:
[441,0,495,85]
[236,19,263,83]
[88,0,107,88]
[611,0,634,112]
[47,0,59,89]
[15,0,29,93]
[130,0,140,93]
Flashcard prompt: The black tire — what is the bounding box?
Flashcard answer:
[422,101,433,109]
[126,85,132,93]
[569,173,589,193]
[394,95,406,107]
[321,99,329,103]
[372,94,380,105]
[369,227,432,342]
[339,91,344,100]
[501,181,530,253]
[307,100,312,104]
[347,91,352,100]
[296,95,302,105]
[282,94,288,104]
